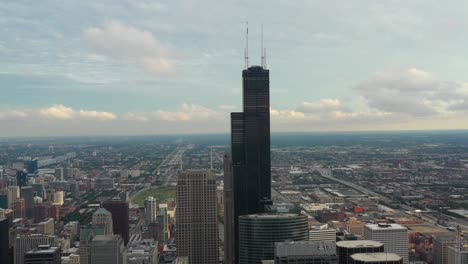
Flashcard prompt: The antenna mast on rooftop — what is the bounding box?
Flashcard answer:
[244,22,249,69]
[261,24,266,69]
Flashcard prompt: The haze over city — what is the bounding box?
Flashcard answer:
[3,1,468,136]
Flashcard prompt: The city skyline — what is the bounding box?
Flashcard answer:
[3,1,468,136]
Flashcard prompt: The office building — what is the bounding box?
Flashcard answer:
[80,225,105,264]
[0,218,9,264]
[238,213,308,264]
[274,240,338,264]
[53,191,64,206]
[55,168,64,181]
[223,153,234,264]
[144,196,157,224]
[92,207,113,235]
[38,218,55,235]
[176,170,219,264]
[16,170,28,187]
[14,198,26,218]
[14,234,58,264]
[337,240,384,264]
[32,183,45,199]
[91,235,127,264]
[347,220,365,237]
[350,253,402,264]
[159,203,169,241]
[21,186,34,218]
[447,245,468,264]
[24,245,62,264]
[7,186,20,209]
[26,159,38,174]
[0,194,7,209]
[34,203,48,223]
[61,254,80,264]
[231,63,272,262]
[364,223,408,264]
[433,235,457,264]
[103,199,130,245]
[309,227,336,242]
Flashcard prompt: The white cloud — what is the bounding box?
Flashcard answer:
[84,21,173,74]
[297,98,343,113]
[39,104,117,121]
[152,103,220,122]
[39,104,74,120]
[79,110,116,120]
[0,110,28,119]
[355,68,466,116]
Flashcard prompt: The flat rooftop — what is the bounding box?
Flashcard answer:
[365,223,407,231]
[336,240,383,248]
[351,253,402,262]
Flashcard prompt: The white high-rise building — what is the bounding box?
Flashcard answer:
[14,234,58,264]
[92,208,113,235]
[448,245,468,264]
[53,191,64,205]
[144,196,157,224]
[364,223,408,264]
[7,186,20,209]
[309,226,336,242]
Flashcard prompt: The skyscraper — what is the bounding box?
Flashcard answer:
[92,208,113,235]
[176,170,219,264]
[16,170,28,188]
[91,235,127,264]
[336,240,384,264]
[274,240,338,264]
[13,198,25,218]
[144,196,157,224]
[14,234,58,264]
[0,194,7,209]
[230,63,271,263]
[24,245,62,264]
[364,223,408,264]
[433,235,457,264]
[238,213,308,264]
[7,186,20,209]
[0,218,9,264]
[102,200,129,245]
[223,153,234,264]
[21,186,34,218]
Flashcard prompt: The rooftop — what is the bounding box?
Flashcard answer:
[365,223,407,231]
[337,240,383,248]
[351,253,402,262]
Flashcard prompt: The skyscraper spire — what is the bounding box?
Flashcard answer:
[244,21,249,69]
[261,24,266,69]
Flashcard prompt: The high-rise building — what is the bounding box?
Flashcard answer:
[53,191,64,206]
[16,170,28,187]
[144,196,157,224]
[433,235,457,264]
[14,198,25,218]
[238,213,308,264]
[0,218,9,264]
[176,170,219,264]
[0,194,7,209]
[24,245,62,264]
[350,253,402,264]
[223,153,234,264]
[364,223,408,264]
[26,159,38,174]
[80,225,106,264]
[31,183,45,199]
[92,208,113,235]
[274,240,338,264]
[55,168,64,181]
[336,240,384,264]
[38,218,55,235]
[34,203,48,223]
[91,235,127,264]
[102,200,129,245]
[21,186,34,218]
[7,186,20,209]
[231,62,271,263]
[14,234,58,264]
[447,245,468,264]
[159,203,169,241]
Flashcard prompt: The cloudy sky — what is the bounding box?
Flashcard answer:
[2,0,468,136]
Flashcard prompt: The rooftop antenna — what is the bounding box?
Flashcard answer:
[261,24,266,69]
[210,147,213,170]
[244,21,249,69]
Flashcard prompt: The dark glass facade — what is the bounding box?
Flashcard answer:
[231,65,272,263]
[0,218,9,264]
[238,214,308,264]
[336,241,384,264]
[102,200,129,245]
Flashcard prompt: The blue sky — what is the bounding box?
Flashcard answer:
[2,0,468,136]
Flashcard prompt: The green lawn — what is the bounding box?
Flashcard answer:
[134,186,176,206]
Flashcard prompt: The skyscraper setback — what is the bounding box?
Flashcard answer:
[228,59,271,262]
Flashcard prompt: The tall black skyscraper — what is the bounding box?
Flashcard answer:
[0,218,9,264]
[229,63,271,263]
